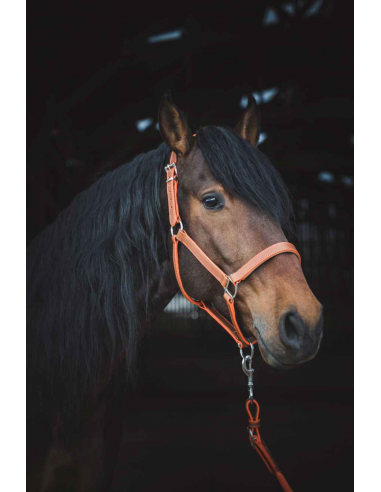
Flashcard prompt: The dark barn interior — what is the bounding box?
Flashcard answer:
[27,0,353,490]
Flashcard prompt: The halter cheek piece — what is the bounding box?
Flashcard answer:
[165,151,301,348]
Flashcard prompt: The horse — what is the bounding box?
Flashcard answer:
[27,92,323,491]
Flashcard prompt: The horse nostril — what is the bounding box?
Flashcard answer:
[279,310,306,350]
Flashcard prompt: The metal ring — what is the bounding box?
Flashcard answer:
[170,220,184,237]
[224,276,238,299]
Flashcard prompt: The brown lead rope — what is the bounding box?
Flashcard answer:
[240,344,293,492]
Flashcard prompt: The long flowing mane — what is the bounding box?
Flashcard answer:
[27,127,292,417]
[27,143,171,415]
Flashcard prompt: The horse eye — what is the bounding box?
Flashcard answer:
[202,195,222,210]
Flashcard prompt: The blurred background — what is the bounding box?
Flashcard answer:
[27,0,353,490]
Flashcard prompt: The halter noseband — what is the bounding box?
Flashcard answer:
[165,151,301,348]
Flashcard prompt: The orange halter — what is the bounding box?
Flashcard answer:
[165,150,301,348]
[165,149,299,492]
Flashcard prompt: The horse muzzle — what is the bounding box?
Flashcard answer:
[254,308,324,369]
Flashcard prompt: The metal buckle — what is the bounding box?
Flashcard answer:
[164,162,177,174]
[224,276,238,299]
[170,220,184,237]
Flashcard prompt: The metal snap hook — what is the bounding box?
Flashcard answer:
[240,342,255,364]
[239,343,255,401]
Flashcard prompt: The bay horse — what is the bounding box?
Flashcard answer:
[27,92,323,491]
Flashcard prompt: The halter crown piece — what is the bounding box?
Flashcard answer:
[165,147,300,492]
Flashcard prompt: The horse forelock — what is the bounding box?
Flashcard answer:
[196,126,294,233]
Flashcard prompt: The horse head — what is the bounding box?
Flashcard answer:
[159,92,323,369]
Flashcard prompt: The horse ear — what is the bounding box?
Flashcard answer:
[158,91,193,156]
[234,94,261,147]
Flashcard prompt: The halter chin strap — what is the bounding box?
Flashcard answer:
[165,151,301,348]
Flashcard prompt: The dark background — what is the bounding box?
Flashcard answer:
[27,0,353,490]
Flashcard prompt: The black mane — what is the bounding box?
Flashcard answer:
[27,143,171,416]
[27,128,292,416]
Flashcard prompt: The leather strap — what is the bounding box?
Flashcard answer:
[246,399,293,492]
[176,230,228,288]
[230,242,300,284]
[166,151,180,227]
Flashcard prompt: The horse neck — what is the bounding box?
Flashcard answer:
[27,145,179,417]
